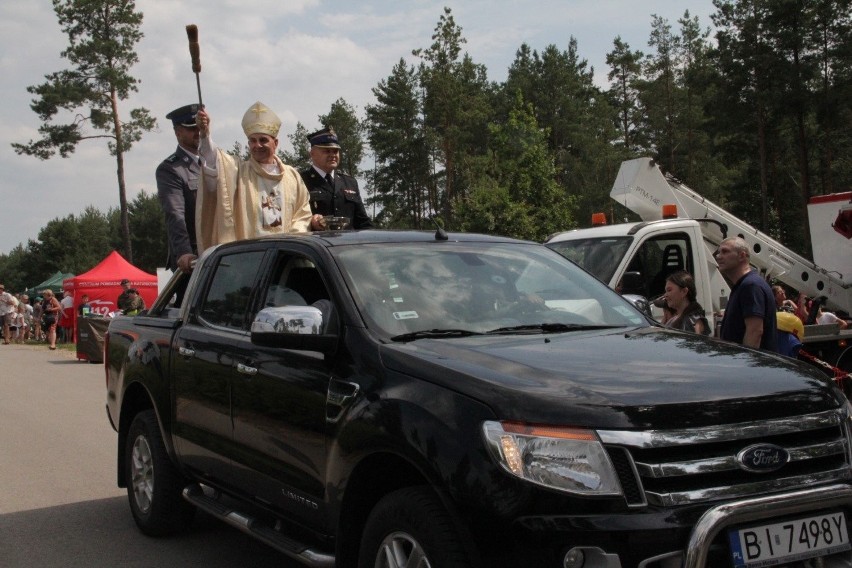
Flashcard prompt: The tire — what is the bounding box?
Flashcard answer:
[358,486,472,568]
[125,409,195,536]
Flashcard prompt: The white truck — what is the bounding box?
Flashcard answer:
[545,157,852,371]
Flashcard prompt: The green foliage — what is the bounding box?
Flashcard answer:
[504,40,622,226]
[710,0,852,256]
[606,37,644,152]
[279,122,310,169]
[414,7,493,221]
[126,191,167,273]
[226,141,250,161]
[0,193,165,294]
[12,0,153,263]
[456,97,576,241]
[319,98,366,177]
[366,58,433,228]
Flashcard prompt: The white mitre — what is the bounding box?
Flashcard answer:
[241,101,281,137]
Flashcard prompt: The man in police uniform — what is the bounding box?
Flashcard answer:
[301,128,373,230]
[156,104,201,272]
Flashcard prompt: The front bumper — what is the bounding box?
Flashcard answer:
[484,484,852,568]
[685,483,852,567]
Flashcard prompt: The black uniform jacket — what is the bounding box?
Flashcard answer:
[300,167,373,230]
[156,146,200,269]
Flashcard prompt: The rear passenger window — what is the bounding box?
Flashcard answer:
[199,251,265,330]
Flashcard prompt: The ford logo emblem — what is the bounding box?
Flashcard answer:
[737,444,790,473]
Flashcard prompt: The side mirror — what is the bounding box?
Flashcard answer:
[251,306,338,352]
[622,294,653,319]
[620,271,645,295]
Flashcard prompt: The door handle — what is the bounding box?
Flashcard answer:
[236,363,258,376]
[327,381,360,423]
[178,346,195,358]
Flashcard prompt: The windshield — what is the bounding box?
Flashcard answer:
[333,241,647,338]
[546,236,633,284]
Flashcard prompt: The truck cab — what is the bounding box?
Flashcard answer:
[546,157,852,370]
[547,217,725,331]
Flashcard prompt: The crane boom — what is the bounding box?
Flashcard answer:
[610,158,852,313]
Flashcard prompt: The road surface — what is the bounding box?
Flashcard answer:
[0,343,297,567]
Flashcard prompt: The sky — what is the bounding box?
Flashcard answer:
[0,0,716,257]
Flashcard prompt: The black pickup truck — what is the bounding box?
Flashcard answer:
[105,230,852,568]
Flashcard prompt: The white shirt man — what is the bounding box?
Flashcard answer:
[0,284,18,344]
[817,309,849,329]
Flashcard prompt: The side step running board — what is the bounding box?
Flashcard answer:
[182,485,335,568]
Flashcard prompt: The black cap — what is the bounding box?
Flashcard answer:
[307,127,340,148]
[120,279,130,286]
[166,104,199,127]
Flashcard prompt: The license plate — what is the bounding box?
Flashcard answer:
[729,511,850,567]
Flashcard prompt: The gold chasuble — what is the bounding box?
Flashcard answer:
[196,151,311,252]
[196,101,312,253]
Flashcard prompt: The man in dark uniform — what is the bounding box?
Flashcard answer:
[117,279,133,314]
[156,104,201,272]
[301,128,373,230]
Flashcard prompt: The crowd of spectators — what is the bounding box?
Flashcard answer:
[0,284,85,347]
[0,279,148,350]
[0,284,44,345]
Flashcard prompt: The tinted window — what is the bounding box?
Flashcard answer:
[198,251,265,330]
[334,242,647,337]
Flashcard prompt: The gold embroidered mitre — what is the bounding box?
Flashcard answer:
[241,101,281,137]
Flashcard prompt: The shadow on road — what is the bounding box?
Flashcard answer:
[0,496,294,567]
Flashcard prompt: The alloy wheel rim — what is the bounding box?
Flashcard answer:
[376,531,431,568]
[130,434,154,513]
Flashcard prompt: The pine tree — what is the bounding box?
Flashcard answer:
[366,59,432,228]
[606,37,644,152]
[318,98,366,178]
[279,122,310,169]
[413,7,491,222]
[456,96,576,241]
[12,0,155,263]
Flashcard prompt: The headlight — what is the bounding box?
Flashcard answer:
[482,421,622,496]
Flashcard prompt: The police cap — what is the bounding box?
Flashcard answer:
[166,104,199,128]
[306,127,340,148]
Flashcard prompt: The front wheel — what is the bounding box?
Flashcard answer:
[358,486,472,568]
[125,409,195,535]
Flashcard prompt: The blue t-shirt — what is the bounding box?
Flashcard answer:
[776,330,802,358]
[720,270,778,352]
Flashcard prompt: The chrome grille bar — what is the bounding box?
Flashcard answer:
[598,408,851,507]
[635,439,848,478]
[646,467,852,507]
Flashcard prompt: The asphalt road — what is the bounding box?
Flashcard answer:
[0,343,296,567]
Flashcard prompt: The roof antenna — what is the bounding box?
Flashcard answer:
[430,215,448,240]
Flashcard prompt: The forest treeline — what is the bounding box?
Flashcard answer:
[2,2,850,292]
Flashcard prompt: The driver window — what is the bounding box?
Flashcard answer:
[198,251,265,330]
[633,233,693,300]
[261,254,336,334]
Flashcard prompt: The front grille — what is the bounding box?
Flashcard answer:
[600,409,851,508]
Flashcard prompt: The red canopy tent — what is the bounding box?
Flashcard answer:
[62,251,158,343]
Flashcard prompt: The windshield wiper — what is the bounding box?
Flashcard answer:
[390,329,484,342]
[486,323,622,335]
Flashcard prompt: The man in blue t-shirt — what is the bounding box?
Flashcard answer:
[716,237,777,351]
